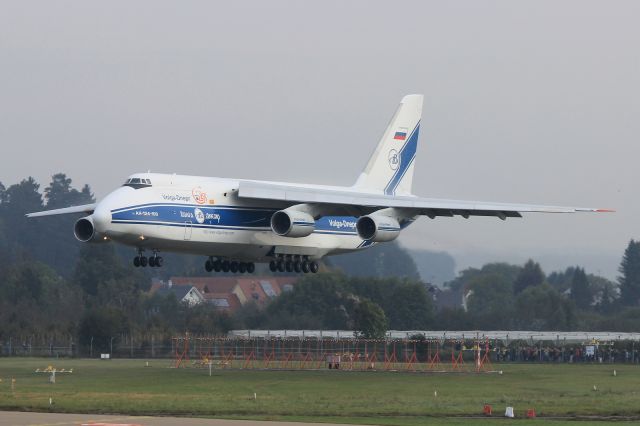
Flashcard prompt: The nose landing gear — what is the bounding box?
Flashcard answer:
[148,255,163,267]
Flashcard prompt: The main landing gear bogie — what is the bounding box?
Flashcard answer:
[133,251,163,268]
[268,256,319,274]
[205,257,256,274]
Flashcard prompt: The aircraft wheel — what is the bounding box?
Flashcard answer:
[230,261,239,273]
[149,256,156,267]
[213,260,221,272]
[294,261,301,273]
[276,260,285,272]
[285,261,293,273]
[238,262,247,273]
[133,256,140,267]
[221,260,230,272]
[205,259,213,272]
[155,256,163,267]
[269,260,277,272]
[247,262,256,273]
[309,261,319,273]
[301,261,310,273]
[140,256,148,267]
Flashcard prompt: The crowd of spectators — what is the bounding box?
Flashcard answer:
[493,344,639,363]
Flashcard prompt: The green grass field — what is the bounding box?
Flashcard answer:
[1,358,639,425]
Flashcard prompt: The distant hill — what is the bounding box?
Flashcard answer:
[408,249,456,286]
[327,242,420,279]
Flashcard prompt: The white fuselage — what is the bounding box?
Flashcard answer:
[91,173,376,261]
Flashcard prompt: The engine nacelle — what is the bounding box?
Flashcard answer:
[74,215,108,243]
[356,215,401,242]
[271,210,315,238]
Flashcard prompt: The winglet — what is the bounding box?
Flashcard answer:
[574,208,615,213]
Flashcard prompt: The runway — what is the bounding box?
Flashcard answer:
[0,412,361,426]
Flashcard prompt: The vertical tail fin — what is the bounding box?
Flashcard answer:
[354,94,423,195]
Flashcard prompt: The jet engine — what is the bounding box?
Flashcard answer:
[271,210,315,238]
[356,214,401,242]
[74,215,108,243]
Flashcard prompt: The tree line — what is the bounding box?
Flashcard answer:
[1,174,640,353]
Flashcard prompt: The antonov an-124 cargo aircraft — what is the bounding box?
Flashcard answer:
[28,95,610,274]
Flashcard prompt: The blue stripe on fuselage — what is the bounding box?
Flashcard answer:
[110,204,362,235]
[111,203,274,214]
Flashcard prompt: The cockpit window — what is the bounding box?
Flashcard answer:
[123,178,152,189]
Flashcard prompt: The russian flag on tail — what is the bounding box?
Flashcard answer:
[394,127,408,141]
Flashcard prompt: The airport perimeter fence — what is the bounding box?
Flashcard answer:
[3,333,640,368]
[0,334,177,359]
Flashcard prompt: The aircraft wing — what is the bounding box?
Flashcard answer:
[26,203,97,218]
[238,181,610,219]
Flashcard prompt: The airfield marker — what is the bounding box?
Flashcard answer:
[504,406,514,418]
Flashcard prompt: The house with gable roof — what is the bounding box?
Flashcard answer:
[150,276,298,313]
[154,283,205,307]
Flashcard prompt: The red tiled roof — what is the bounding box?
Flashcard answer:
[271,277,298,292]
[205,292,242,312]
[169,277,239,293]
[234,277,298,303]
[162,276,300,308]
[235,278,269,304]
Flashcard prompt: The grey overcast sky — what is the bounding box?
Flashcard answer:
[1,1,637,278]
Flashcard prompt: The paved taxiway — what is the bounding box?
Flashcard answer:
[1,412,363,426]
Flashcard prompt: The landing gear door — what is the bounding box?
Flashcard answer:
[184,221,192,240]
